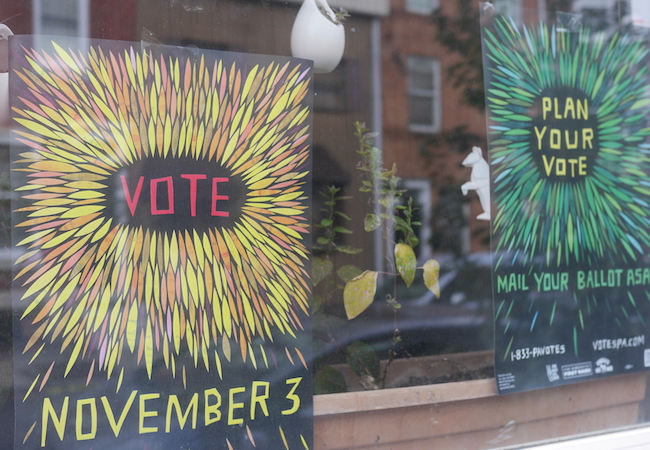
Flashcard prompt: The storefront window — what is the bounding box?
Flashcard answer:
[1,0,650,449]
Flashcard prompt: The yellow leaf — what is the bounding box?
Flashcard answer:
[269,91,289,121]
[93,288,112,332]
[222,335,232,362]
[126,302,138,352]
[51,274,81,316]
[53,42,81,74]
[61,205,104,219]
[145,321,153,378]
[186,264,199,306]
[423,259,441,298]
[65,334,84,376]
[222,295,233,337]
[31,161,80,173]
[23,263,60,299]
[394,243,416,288]
[344,271,378,320]
[41,230,76,249]
[64,293,89,337]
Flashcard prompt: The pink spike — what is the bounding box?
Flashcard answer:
[129,47,137,74]
[117,52,129,81]
[160,55,168,89]
[99,338,107,368]
[40,362,55,391]
[62,245,88,274]
[86,361,95,386]
[28,219,69,233]
[167,309,172,341]
[219,68,227,99]
[17,96,47,118]
[269,234,292,251]
[297,68,310,83]
[32,90,57,110]
[211,61,218,88]
[15,138,49,153]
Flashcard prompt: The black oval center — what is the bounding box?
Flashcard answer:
[105,157,245,232]
[529,87,599,182]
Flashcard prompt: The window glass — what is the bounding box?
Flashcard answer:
[407,55,441,132]
[0,1,649,449]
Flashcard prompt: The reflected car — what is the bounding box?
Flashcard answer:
[314,253,496,364]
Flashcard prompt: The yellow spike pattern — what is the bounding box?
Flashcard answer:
[13,43,312,382]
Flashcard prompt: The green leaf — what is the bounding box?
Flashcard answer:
[316,237,330,245]
[394,243,416,287]
[320,218,333,227]
[333,226,352,234]
[337,264,363,283]
[423,259,441,298]
[346,341,380,383]
[632,98,650,110]
[344,270,378,319]
[313,294,324,314]
[313,257,333,287]
[364,213,381,231]
[335,245,363,255]
[394,216,409,228]
[314,366,347,394]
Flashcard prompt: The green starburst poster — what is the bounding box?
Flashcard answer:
[10,36,313,448]
[481,7,650,393]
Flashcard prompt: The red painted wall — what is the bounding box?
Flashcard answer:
[1,1,32,35]
[91,0,138,41]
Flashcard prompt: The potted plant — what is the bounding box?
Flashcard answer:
[312,122,444,391]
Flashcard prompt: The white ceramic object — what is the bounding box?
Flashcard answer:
[0,73,7,128]
[0,24,13,128]
[461,147,491,221]
[291,0,345,73]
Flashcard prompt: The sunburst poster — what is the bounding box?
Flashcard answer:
[10,36,313,448]
[481,8,650,393]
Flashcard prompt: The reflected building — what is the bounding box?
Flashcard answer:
[1,0,641,264]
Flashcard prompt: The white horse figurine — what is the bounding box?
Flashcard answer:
[461,146,490,221]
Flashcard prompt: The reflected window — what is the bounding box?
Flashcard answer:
[573,0,617,31]
[314,59,361,112]
[406,0,439,15]
[33,0,89,38]
[407,55,441,133]
[495,0,522,23]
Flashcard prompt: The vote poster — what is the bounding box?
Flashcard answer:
[481,9,650,393]
[10,36,313,448]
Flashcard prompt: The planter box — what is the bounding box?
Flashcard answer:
[314,352,647,449]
